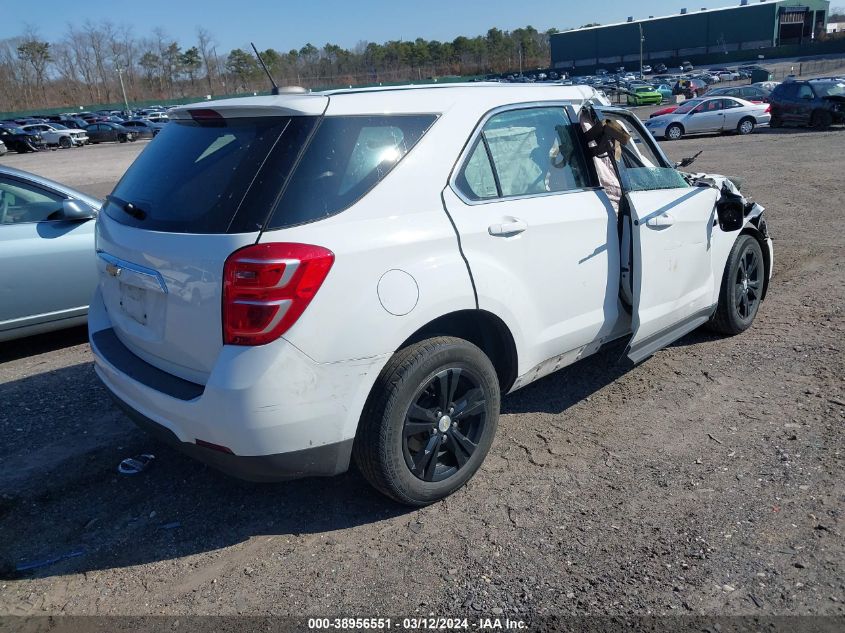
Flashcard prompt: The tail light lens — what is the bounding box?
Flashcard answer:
[223,243,334,346]
[765,104,771,114]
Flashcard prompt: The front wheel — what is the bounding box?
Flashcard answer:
[353,337,500,506]
[666,123,684,140]
[707,235,765,335]
[737,117,756,136]
[59,136,72,149]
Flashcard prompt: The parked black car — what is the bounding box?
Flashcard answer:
[0,125,45,153]
[85,122,137,144]
[707,85,772,102]
[120,119,164,139]
[769,79,845,128]
[653,63,668,74]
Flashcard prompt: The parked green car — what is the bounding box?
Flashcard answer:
[627,85,663,106]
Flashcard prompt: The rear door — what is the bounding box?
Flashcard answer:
[594,108,719,363]
[444,104,621,374]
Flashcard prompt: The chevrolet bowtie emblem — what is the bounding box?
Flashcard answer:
[105,263,122,277]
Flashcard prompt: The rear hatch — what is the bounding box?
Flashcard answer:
[95,96,327,383]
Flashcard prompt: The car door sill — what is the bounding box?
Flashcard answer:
[626,305,715,364]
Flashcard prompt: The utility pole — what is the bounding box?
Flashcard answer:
[117,66,130,116]
[639,23,645,79]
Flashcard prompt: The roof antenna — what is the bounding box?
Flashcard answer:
[251,42,279,95]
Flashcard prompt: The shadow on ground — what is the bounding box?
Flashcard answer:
[0,325,726,580]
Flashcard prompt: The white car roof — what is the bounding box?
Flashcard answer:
[170,83,608,119]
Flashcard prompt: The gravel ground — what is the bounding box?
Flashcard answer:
[0,122,843,622]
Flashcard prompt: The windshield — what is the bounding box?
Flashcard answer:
[813,81,845,97]
[674,99,703,114]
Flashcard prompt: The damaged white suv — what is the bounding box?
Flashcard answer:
[89,84,773,505]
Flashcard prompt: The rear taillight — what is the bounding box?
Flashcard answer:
[222,243,334,346]
[765,104,771,114]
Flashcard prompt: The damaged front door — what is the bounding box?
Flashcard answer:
[589,107,720,363]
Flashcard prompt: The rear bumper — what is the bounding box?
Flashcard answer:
[108,392,353,482]
[88,287,388,481]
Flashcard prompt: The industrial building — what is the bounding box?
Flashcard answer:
[550,0,831,72]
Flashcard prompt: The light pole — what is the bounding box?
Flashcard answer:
[639,23,645,79]
[117,66,130,116]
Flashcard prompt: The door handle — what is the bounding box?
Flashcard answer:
[488,219,528,236]
[645,213,675,228]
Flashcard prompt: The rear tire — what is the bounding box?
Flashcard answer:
[666,123,684,140]
[737,117,755,136]
[353,337,500,506]
[769,114,782,129]
[707,235,764,335]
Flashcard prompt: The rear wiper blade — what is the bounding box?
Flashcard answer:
[106,194,147,220]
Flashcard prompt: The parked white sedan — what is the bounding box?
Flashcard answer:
[21,123,88,148]
[644,96,771,140]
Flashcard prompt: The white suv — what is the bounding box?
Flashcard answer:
[89,84,773,505]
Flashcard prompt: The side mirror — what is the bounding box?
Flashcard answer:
[61,199,96,221]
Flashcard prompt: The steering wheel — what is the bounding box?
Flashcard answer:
[0,191,8,224]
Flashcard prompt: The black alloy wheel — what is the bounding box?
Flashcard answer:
[707,235,765,335]
[734,244,762,322]
[402,367,487,483]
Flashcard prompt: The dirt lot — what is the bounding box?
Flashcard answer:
[0,123,843,622]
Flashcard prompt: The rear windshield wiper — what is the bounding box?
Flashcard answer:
[106,194,147,221]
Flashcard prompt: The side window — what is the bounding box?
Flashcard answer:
[0,177,65,224]
[723,99,742,109]
[600,113,688,192]
[455,138,498,201]
[473,107,590,199]
[797,85,815,100]
[704,99,723,112]
[779,84,798,99]
[266,114,437,230]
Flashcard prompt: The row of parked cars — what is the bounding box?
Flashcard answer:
[642,76,845,139]
[0,107,174,155]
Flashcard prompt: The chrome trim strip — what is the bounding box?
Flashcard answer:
[97,251,168,294]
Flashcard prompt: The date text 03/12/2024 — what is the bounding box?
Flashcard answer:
[307,617,528,630]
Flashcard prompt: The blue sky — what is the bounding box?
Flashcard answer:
[4,1,708,51]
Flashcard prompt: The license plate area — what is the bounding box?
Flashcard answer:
[119,283,148,325]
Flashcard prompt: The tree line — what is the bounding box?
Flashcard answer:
[0,23,559,113]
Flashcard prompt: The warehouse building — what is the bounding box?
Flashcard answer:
[550,0,831,71]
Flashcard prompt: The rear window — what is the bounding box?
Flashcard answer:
[103,116,317,233]
[104,113,436,234]
[265,114,437,230]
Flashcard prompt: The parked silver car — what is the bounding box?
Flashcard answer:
[0,166,100,342]
[644,96,771,140]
